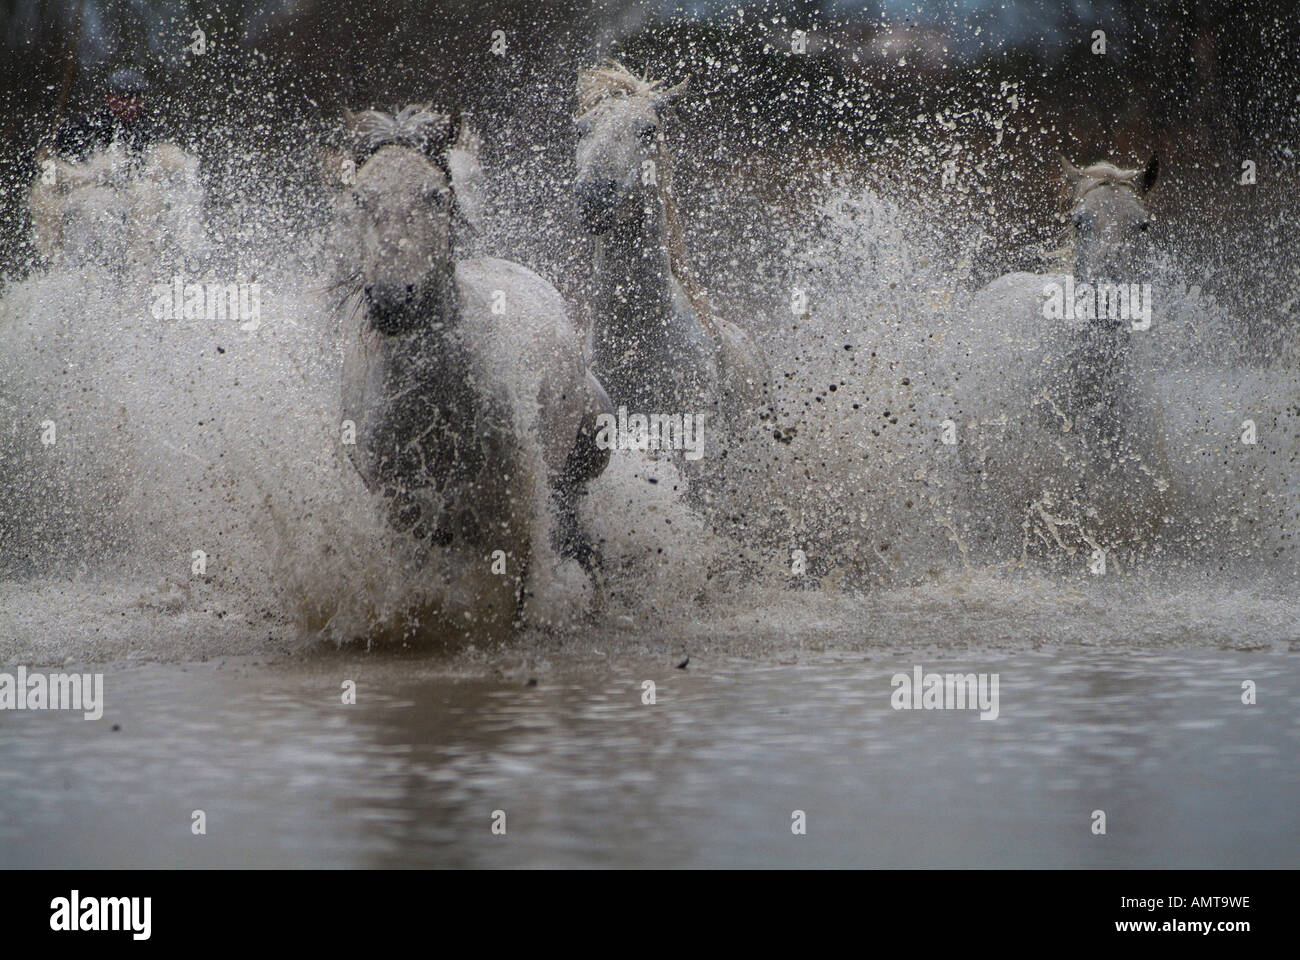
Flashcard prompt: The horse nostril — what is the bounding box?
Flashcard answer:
[405,284,416,296]
[364,284,374,298]
[577,179,618,202]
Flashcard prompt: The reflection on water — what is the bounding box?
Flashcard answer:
[1,648,1296,868]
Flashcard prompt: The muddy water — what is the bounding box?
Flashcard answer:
[2,128,1298,870]
[2,645,1295,868]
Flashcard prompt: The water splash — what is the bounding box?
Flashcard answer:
[1,142,1296,664]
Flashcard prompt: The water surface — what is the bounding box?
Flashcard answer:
[2,646,1294,868]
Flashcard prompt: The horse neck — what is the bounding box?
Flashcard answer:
[592,207,680,333]
[1073,245,1140,287]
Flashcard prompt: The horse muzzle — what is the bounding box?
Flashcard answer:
[363,282,426,335]
[574,178,622,234]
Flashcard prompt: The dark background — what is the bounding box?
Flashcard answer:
[1,0,1297,340]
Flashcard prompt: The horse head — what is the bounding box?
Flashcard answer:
[1061,154,1158,283]
[573,61,686,236]
[341,105,457,334]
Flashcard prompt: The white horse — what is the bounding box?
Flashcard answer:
[573,62,763,442]
[335,105,611,627]
[949,155,1165,559]
[28,140,204,270]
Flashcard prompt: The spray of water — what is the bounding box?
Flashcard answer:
[1,127,1296,663]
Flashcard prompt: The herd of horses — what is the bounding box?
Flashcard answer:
[333,62,781,620]
[328,61,1159,616]
[30,60,1163,626]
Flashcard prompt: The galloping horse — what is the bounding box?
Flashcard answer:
[960,154,1160,439]
[573,62,763,449]
[335,105,611,622]
[951,154,1163,560]
[28,141,204,270]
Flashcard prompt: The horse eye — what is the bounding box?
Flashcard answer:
[1137,221,1151,232]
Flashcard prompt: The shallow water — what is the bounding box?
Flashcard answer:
[2,87,1298,873]
[2,645,1295,868]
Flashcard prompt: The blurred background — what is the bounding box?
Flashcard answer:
[1,0,1298,336]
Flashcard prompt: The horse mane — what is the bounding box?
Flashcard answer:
[1077,161,1143,182]
[576,60,667,115]
[654,136,707,320]
[1069,161,1144,199]
[345,104,455,163]
[576,61,718,335]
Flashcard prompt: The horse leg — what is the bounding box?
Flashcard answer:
[1068,323,1132,471]
[551,414,609,573]
[551,371,612,573]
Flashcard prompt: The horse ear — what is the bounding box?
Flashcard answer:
[446,105,461,146]
[1060,154,1085,189]
[320,147,352,189]
[1140,154,1159,194]
[419,110,456,162]
[654,78,689,113]
[341,108,373,167]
